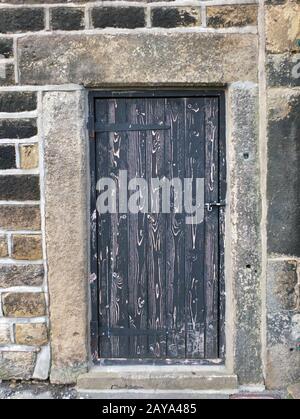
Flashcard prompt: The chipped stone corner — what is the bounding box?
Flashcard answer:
[50,362,89,385]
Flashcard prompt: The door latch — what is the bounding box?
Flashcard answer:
[205,201,226,212]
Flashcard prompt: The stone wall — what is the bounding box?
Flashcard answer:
[265,0,300,389]
[0,0,298,388]
[0,90,49,380]
[0,0,260,383]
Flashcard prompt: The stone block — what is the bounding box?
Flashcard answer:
[0,92,37,113]
[0,119,37,139]
[0,351,36,380]
[151,7,201,28]
[12,234,43,260]
[0,175,40,200]
[266,259,300,389]
[43,90,88,383]
[0,63,15,86]
[207,5,258,28]
[2,292,47,317]
[0,235,8,258]
[0,145,16,169]
[267,88,300,256]
[267,53,300,87]
[18,33,258,86]
[91,7,146,29]
[51,7,85,31]
[266,3,300,53]
[0,264,44,287]
[15,323,48,345]
[0,324,11,344]
[0,8,45,34]
[0,38,13,58]
[19,144,39,169]
[0,205,41,231]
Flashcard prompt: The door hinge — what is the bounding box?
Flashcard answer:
[205,201,226,212]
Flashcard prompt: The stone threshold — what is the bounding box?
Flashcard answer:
[77,365,238,392]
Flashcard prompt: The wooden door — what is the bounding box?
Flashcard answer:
[89,91,226,364]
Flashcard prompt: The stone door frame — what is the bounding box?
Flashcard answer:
[33,30,262,385]
[42,82,262,385]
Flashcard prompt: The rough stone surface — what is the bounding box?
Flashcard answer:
[12,234,43,260]
[0,38,13,59]
[0,8,45,34]
[0,324,11,345]
[43,90,88,384]
[151,7,201,28]
[0,205,41,231]
[228,83,263,384]
[51,7,85,31]
[77,368,238,391]
[18,33,258,86]
[288,383,300,399]
[0,63,15,86]
[0,175,40,201]
[266,260,300,389]
[15,323,48,346]
[20,144,39,169]
[0,119,37,139]
[0,352,36,380]
[0,235,8,258]
[91,7,146,29]
[0,92,37,113]
[0,145,16,169]
[2,292,46,318]
[0,264,44,287]
[267,88,300,256]
[267,54,300,87]
[33,345,50,380]
[207,5,258,28]
[266,3,300,53]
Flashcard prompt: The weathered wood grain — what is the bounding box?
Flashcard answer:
[185,98,206,358]
[93,93,225,362]
[89,96,99,361]
[204,98,219,359]
[127,99,148,358]
[108,99,129,357]
[96,98,111,358]
[146,98,167,358]
[218,95,227,359]
[165,98,186,358]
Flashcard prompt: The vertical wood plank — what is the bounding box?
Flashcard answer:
[89,96,99,361]
[95,98,111,358]
[127,99,148,358]
[204,97,219,359]
[108,98,129,357]
[146,98,167,358]
[218,94,226,359]
[185,98,206,358]
[165,98,186,358]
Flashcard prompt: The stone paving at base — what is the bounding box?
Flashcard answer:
[0,382,288,400]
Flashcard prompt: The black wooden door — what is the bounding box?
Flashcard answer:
[89,91,226,363]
